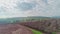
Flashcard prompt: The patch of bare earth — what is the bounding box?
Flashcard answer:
[0,24,33,34]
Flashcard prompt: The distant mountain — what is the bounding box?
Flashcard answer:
[51,16,60,18]
[0,16,51,24]
[27,16,50,18]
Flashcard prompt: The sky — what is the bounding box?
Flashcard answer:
[0,0,60,18]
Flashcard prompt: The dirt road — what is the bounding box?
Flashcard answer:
[0,24,33,34]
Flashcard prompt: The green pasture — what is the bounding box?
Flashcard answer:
[32,29,56,34]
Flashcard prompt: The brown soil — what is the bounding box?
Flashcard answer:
[0,24,33,34]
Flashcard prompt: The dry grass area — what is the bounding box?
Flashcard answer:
[19,19,60,34]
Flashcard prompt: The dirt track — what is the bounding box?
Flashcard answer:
[0,24,33,34]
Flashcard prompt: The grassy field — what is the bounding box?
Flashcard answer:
[32,29,42,34]
[32,29,56,34]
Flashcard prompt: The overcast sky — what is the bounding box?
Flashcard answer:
[0,0,60,18]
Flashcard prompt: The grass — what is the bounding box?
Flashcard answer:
[32,29,56,34]
[52,32,56,34]
[32,29,42,34]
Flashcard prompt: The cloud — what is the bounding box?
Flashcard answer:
[0,0,60,18]
[17,2,37,11]
[22,0,60,17]
[0,0,25,18]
